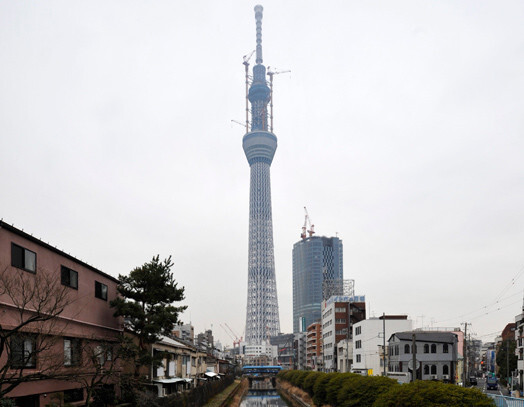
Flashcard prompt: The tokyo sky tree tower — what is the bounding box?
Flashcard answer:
[243,5,280,344]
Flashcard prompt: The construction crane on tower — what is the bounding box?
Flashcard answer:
[267,67,291,133]
[301,207,315,239]
[243,50,255,130]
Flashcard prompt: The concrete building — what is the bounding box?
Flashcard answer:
[321,296,366,372]
[352,315,412,376]
[173,324,194,343]
[306,322,322,371]
[515,307,524,390]
[294,332,307,370]
[388,331,458,383]
[293,236,343,333]
[196,329,214,353]
[243,5,280,345]
[0,220,121,405]
[270,333,294,370]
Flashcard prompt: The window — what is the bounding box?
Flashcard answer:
[443,364,449,375]
[355,340,361,349]
[10,335,36,368]
[11,243,36,273]
[395,346,399,356]
[356,354,361,363]
[61,266,78,289]
[424,344,429,353]
[443,344,449,353]
[355,326,361,335]
[431,344,437,354]
[95,281,108,300]
[64,388,84,403]
[64,338,82,366]
[404,344,410,354]
[431,365,437,375]
[424,365,429,375]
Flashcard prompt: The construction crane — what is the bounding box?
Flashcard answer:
[231,119,248,130]
[301,206,315,239]
[267,67,290,133]
[224,323,243,349]
[243,50,255,130]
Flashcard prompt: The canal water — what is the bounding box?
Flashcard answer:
[240,389,288,406]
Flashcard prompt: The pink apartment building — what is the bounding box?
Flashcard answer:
[0,221,121,406]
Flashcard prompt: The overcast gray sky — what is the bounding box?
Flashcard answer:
[1,0,523,347]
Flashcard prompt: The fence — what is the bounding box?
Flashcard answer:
[487,394,524,407]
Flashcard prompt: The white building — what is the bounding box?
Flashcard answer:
[352,316,412,376]
[515,306,524,389]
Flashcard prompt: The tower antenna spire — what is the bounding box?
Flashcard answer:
[254,5,264,65]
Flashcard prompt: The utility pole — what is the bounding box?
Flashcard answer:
[412,333,417,382]
[383,313,387,377]
[462,322,470,386]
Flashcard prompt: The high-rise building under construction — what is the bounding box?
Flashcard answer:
[243,5,280,344]
[293,236,344,333]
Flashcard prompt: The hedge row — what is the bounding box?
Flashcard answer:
[277,370,495,407]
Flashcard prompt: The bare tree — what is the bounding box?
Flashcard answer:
[0,265,74,398]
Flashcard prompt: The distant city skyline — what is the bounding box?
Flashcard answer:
[1,1,523,348]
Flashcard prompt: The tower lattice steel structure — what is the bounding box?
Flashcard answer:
[243,5,280,345]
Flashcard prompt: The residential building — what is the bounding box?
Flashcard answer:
[0,221,121,405]
[196,329,214,353]
[388,331,458,383]
[150,335,202,397]
[173,324,194,343]
[321,296,366,372]
[516,306,524,391]
[293,236,343,333]
[306,322,322,371]
[337,338,353,373]
[352,315,412,376]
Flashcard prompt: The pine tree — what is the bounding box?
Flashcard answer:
[111,255,187,376]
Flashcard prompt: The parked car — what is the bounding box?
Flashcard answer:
[486,377,498,390]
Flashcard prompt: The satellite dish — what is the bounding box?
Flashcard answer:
[408,359,421,371]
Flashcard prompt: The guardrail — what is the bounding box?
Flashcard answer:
[487,394,524,407]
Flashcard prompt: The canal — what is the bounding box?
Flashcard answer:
[240,389,288,406]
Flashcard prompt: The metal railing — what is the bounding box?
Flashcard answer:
[487,394,524,407]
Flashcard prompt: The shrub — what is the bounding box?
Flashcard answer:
[303,371,323,396]
[325,373,358,406]
[294,370,311,388]
[372,380,496,407]
[337,375,398,407]
[312,372,336,406]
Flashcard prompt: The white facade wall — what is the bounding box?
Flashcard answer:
[352,318,412,376]
[321,302,337,372]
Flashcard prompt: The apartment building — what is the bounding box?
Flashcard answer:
[321,296,366,372]
[352,315,412,376]
[388,331,458,383]
[0,221,121,406]
[306,322,322,371]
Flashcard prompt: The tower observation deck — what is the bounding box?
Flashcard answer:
[243,5,280,345]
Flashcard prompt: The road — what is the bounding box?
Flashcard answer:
[474,377,510,397]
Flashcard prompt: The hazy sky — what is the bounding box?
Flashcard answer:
[1,1,523,348]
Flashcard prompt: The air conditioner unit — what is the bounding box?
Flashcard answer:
[442,375,450,380]
[429,375,437,380]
